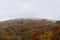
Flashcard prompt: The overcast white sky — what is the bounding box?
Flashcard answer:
[0,0,60,20]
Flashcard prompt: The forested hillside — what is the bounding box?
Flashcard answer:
[0,19,59,40]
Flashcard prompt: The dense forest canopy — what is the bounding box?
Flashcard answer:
[0,19,60,40]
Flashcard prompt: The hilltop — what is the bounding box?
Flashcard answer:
[0,19,57,40]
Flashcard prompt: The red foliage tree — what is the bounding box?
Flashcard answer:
[32,33,40,40]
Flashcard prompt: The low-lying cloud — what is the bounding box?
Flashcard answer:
[0,0,60,20]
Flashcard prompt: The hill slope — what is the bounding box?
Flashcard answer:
[0,19,57,40]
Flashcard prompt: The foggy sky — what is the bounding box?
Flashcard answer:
[0,0,60,20]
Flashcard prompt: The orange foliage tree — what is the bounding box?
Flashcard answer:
[50,24,60,40]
